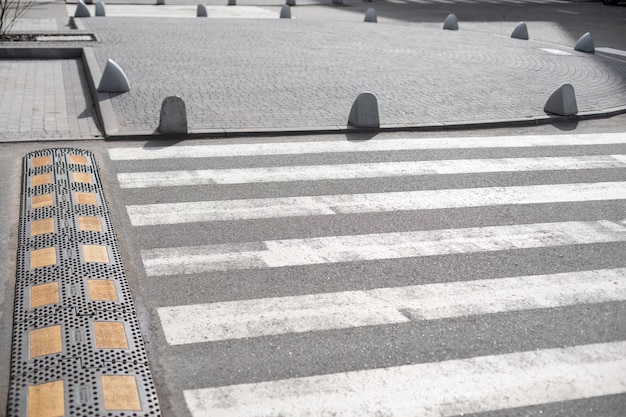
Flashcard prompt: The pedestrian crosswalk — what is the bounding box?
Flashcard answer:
[108,131,626,417]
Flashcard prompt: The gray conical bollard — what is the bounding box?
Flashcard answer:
[280,5,291,18]
[228,0,235,5]
[511,22,528,40]
[156,0,165,5]
[95,1,105,16]
[74,0,91,17]
[286,0,296,5]
[97,59,130,93]
[544,84,578,116]
[159,96,188,134]
[364,8,377,22]
[348,92,380,128]
[574,32,594,53]
[443,13,458,30]
[197,4,207,16]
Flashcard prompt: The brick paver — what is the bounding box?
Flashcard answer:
[82,17,626,133]
[0,59,102,141]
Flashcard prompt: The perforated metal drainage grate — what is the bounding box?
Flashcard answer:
[9,149,161,417]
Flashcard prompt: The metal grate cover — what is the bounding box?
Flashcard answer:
[9,149,161,417]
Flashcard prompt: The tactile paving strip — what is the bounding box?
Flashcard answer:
[9,149,162,417]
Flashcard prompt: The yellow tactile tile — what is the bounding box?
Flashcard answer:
[87,280,118,301]
[27,380,65,417]
[75,192,97,205]
[31,218,55,236]
[72,172,92,184]
[32,194,53,209]
[83,245,109,263]
[31,173,52,187]
[102,375,141,411]
[68,155,88,165]
[30,247,56,269]
[32,156,52,168]
[94,322,128,349]
[78,216,103,232]
[30,282,59,309]
[29,325,62,358]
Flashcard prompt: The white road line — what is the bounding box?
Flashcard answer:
[184,341,626,417]
[142,220,626,276]
[107,132,626,160]
[159,268,626,344]
[117,155,626,188]
[127,181,626,226]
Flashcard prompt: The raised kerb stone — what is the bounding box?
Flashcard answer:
[159,96,188,134]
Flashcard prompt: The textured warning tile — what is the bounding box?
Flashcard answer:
[27,380,65,417]
[29,325,62,358]
[30,247,56,269]
[31,173,52,186]
[72,172,92,184]
[31,218,55,236]
[78,216,102,232]
[83,245,109,263]
[68,155,88,165]
[94,322,128,349]
[87,280,118,301]
[30,282,59,309]
[102,375,141,411]
[75,192,96,205]
[32,194,53,209]
[32,156,52,168]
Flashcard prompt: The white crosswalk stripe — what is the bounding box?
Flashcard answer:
[112,131,626,417]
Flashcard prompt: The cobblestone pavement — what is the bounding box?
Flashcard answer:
[83,17,626,134]
[0,59,102,141]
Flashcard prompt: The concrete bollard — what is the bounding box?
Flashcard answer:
[348,92,380,128]
[280,5,291,18]
[511,22,528,40]
[97,59,130,93]
[364,8,377,23]
[286,0,296,5]
[95,1,105,16]
[228,0,236,5]
[544,84,578,116]
[197,4,207,16]
[443,13,458,30]
[74,0,91,18]
[156,0,165,5]
[332,0,343,4]
[574,32,594,53]
[159,96,188,134]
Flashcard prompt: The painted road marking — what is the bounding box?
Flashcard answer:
[183,341,626,417]
[108,132,626,160]
[128,181,626,226]
[117,155,626,188]
[159,268,626,344]
[142,220,626,276]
